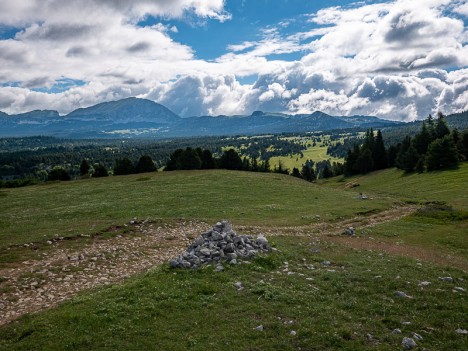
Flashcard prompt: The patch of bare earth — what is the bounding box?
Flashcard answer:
[0,220,210,327]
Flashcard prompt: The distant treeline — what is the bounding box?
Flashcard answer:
[344,113,468,175]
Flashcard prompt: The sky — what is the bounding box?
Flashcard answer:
[0,0,467,121]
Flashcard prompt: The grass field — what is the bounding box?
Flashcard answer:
[0,164,467,350]
[0,170,393,249]
[0,236,466,351]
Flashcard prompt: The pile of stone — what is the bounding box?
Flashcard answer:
[169,221,270,269]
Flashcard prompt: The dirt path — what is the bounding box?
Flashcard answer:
[0,220,210,327]
[1,203,451,327]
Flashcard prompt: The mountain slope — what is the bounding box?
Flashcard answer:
[0,97,401,138]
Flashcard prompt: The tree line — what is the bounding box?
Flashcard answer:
[344,113,468,175]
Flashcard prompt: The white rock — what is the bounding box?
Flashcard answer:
[402,337,417,350]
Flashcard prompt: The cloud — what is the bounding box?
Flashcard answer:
[0,0,466,122]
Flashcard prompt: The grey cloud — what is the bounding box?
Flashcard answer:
[127,41,151,53]
[17,23,95,41]
[409,52,460,69]
[0,44,29,63]
[385,12,429,43]
[21,76,53,89]
[66,46,89,57]
[356,77,407,101]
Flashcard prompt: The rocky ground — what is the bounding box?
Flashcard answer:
[0,204,438,327]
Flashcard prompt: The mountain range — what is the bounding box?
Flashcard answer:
[0,97,401,139]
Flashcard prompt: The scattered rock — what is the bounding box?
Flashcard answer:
[453,287,465,292]
[234,282,243,290]
[214,265,224,272]
[395,291,412,299]
[402,337,417,350]
[344,227,356,236]
[439,276,454,283]
[255,325,264,331]
[168,221,271,269]
[418,281,431,286]
[392,329,402,334]
[290,330,297,336]
[412,332,423,341]
[321,261,331,267]
[366,333,373,341]
[455,328,467,335]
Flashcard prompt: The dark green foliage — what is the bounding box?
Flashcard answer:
[331,162,344,177]
[200,149,215,169]
[435,112,450,139]
[136,155,156,173]
[79,159,90,176]
[387,145,398,167]
[461,130,468,159]
[354,148,374,174]
[413,121,433,155]
[114,158,135,175]
[373,130,388,170]
[219,149,243,170]
[291,167,302,178]
[301,164,316,182]
[47,167,70,181]
[344,144,360,175]
[321,163,333,178]
[273,160,289,175]
[426,135,459,171]
[397,145,419,173]
[178,148,202,170]
[415,156,425,173]
[0,179,38,188]
[92,164,109,178]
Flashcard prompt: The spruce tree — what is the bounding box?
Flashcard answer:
[435,112,450,139]
[426,136,459,171]
[291,167,302,179]
[79,159,90,176]
[373,130,387,170]
[413,122,431,155]
[136,155,156,173]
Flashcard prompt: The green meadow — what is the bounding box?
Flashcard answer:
[0,164,467,350]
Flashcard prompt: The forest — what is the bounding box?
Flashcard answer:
[1,112,467,187]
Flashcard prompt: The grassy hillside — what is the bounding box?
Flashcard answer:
[320,163,468,261]
[0,170,393,249]
[0,236,466,351]
[0,166,467,350]
[321,163,468,209]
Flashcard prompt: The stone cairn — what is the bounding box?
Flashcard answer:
[169,221,270,269]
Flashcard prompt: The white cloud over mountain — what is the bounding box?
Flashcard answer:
[0,0,466,121]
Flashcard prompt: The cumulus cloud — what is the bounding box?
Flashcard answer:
[0,0,466,121]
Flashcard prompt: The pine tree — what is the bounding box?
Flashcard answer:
[426,136,459,171]
[354,148,374,174]
[435,112,450,139]
[301,164,316,182]
[136,155,156,173]
[79,159,90,176]
[291,167,302,179]
[373,130,387,170]
[344,144,360,175]
[413,122,432,155]
[321,164,333,178]
[92,164,109,177]
[114,158,135,175]
[398,145,420,173]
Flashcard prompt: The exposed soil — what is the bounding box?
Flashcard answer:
[1,203,463,328]
[0,220,209,327]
